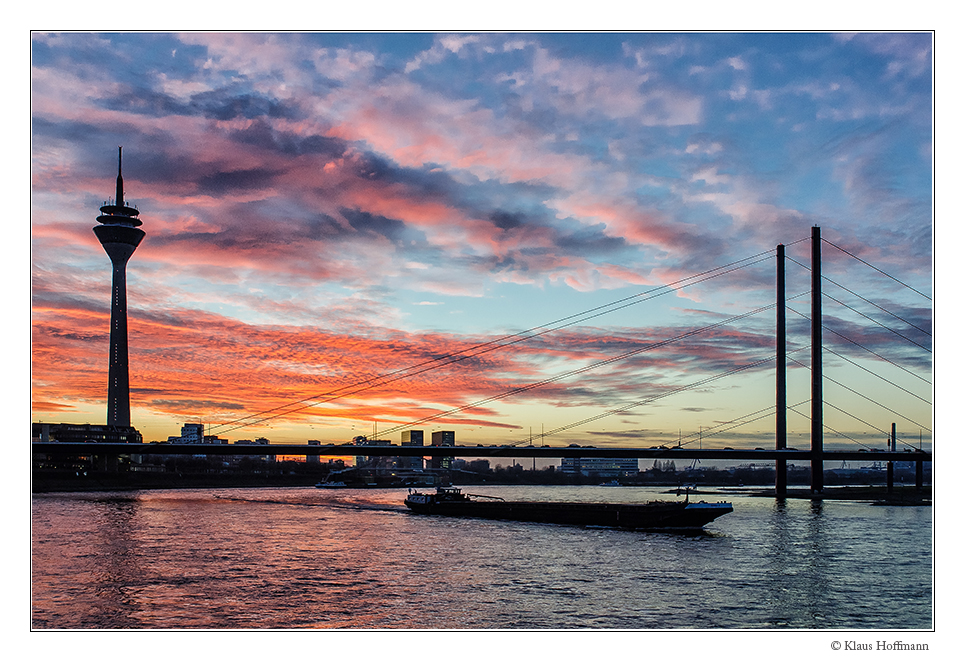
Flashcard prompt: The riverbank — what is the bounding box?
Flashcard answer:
[31,471,325,493]
[714,485,932,505]
[33,472,932,504]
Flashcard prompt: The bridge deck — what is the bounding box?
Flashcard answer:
[32,442,931,463]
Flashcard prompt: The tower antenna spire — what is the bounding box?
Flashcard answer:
[115,146,124,207]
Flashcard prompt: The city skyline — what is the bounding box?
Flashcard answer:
[30,32,933,450]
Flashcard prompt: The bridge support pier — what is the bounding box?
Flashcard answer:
[776,243,787,496]
[887,423,896,492]
[811,226,823,493]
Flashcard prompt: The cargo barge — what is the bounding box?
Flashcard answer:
[404,486,732,531]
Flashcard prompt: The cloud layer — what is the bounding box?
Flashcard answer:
[31,33,933,447]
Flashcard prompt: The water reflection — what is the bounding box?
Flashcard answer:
[760,498,795,626]
[801,499,832,625]
[32,487,932,629]
[88,496,143,627]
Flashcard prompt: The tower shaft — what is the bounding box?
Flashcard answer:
[108,260,132,427]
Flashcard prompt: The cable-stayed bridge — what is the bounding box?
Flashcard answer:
[34,227,933,494]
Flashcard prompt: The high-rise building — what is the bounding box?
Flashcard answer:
[431,430,455,446]
[307,439,321,464]
[401,430,425,470]
[430,430,455,470]
[94,147,145,428]
[179,423,205,444]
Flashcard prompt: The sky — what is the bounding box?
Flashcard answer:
[29,32,933,452]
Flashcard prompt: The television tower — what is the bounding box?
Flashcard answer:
[94,147,145,428]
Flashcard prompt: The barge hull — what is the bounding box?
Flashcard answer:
[404,500,732,530]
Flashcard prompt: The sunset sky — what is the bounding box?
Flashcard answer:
[29,32,933,451]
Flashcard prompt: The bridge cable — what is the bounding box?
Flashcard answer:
[211,250,776,432]
[376,298,805,439]
[673,396,811,448]
[786,256,932,351]
[784,305,931,386]
[788,255,931,335]
[822,291,932,353]
[671,404,776,447]
[822,274,931,337]
[823,401,916,448]
[787,356,931,432]
[786,384,923,451]
[211,249,781,434]
[786,403,875,449]
[822,345,931,406]
[822,238,931,301]
[534,354,776,443]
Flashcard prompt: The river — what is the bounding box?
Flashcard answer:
[31,485,932,630]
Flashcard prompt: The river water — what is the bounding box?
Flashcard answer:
[31,485,932,630]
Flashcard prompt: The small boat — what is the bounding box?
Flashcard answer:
[315,481,348,488]
[404,486,732,531]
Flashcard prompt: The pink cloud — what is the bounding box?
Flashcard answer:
[32,285,779,438]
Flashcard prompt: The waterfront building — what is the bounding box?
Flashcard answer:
[431,430,455,445]
[560,456,639,478]
[400,430,425,470]
[307,439,321,464]
[353,435,394,469]
[32,422,143,474]
[179,423,205,443]
[430,430,455,470]
[32,422,143,444]
[233,437,274,463]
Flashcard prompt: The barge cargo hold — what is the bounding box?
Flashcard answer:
[404,487,732,531]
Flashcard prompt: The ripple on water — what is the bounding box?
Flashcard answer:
[32,486,932,629]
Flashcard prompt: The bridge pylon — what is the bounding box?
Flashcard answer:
[776,243,787,495]
[811,226,823,493]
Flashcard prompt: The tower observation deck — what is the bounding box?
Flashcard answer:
[94,147,145,428]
